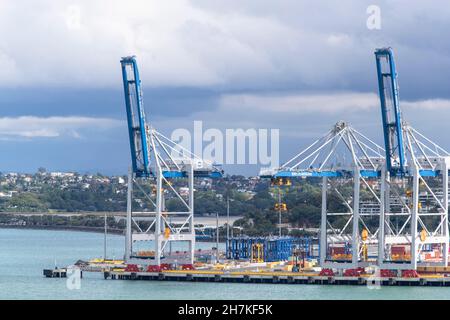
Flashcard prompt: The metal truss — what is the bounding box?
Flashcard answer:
[125,127,221,266]
[260,121,385,269]
[261,121,384,179]
[379,124,450,269]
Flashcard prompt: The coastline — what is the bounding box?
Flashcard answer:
[0,212,235,241]
[0,225,221,242]
[0,224,124,235]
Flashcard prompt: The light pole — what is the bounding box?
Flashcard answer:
[104,212,107,261]
[226,196,230,241]
[216,211,219,262]
[278,188,282,237]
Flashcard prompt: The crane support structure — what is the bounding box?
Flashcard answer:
[375,48,450,269]
[121,56,223,266]
[261,121,385,270]
[260,48,450,272]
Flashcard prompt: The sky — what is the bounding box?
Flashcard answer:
[1,0,450,175]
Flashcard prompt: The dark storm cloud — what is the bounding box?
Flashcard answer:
[0,0,449,174]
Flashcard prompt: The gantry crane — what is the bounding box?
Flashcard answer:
[375,48,450,269]
[260,48,450,272]
[261,121,385,269]
[121,56,223,266]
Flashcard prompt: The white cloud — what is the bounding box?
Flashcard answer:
[0,0,448,110]
[0,0,447,93]
[0,116,122,139]
[219,92,450,116]
[326,33,352,46]
[219,92,379,114]
[1,0,287,87]
[65,5,82,30]
[402,99,450,110]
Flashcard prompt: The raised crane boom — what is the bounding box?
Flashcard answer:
[121,56,223,179]
[120,56,151,177]
[375,47,406,176]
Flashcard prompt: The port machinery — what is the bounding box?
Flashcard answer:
[375,48,450,270]
[260,48,450,272]
[260,120,386,269]
[120,56,223,266]
[117,49,449,272]
[226,237,313,262]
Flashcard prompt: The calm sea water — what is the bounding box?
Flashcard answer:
[1,228,450,300]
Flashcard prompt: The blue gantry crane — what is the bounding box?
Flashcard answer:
[374,47,450,270]
[120,56,223,266]
[258,47,450,272]
[120,56,223,179]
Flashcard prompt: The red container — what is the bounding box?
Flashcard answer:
[344,267,364,277]
[380,269,397,278]
[146,265,161,272]
[319,268,335,276]
[125,264,140,272]
[160,263,172,271]
[401,270,419,278]
[330,247,346,255]
[181,264,195,270]
[391,246,406,255]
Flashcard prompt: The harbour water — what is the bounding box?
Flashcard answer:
[1,228,450,300]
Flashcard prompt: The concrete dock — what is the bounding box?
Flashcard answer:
[103,269,450,287]
[43,268,68,278]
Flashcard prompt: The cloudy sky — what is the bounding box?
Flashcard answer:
[1,0,450,175]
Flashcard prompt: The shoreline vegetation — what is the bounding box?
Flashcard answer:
[0,170,340,237]
[0,212,125,235]
[0,212,127,234]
